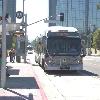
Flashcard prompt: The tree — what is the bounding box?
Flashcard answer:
[92,29,100,50]
[31,40,36,48]
[97,3,100,10]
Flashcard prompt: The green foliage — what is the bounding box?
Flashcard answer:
[92,29,100,50]
[31,39,36,48]
[97,3,100,10]
[81,33,88,47]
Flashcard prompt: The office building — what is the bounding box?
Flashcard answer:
[0,0,16,49]
[49,0,100,33]
[49,0,57,26]
[7,0,16,22]
[0,0,16,22]
[0,0,2,16]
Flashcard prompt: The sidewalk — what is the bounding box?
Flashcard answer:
[0,60,48,100]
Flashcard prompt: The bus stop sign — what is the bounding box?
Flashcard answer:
[16,11,23,19]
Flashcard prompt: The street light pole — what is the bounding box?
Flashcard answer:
[23,0,27,63]
[23,0,25,22]
[16,0,25,63]
[24,14,27,63]
[1,0,7,88]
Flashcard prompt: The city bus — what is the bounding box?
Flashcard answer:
[34,26,86,71]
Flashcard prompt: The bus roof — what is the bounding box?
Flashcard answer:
[46,26,78,32]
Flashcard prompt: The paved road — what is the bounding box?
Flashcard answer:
[27,53,100,100]
[33,65,100,100]
[83,56,100,76]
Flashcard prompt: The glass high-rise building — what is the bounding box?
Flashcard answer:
[0,0,2,16]
[7,0,16,22]
[0,0,16,22]
[0,0,16,50]
[49,0,57,26]
[49,0,100,33]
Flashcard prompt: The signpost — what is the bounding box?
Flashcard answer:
[16,11,24,63]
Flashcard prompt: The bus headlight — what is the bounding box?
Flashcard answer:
[48,59,55,64]
[49,60,52,63]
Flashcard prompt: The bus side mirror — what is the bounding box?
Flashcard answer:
[81,54,86,57]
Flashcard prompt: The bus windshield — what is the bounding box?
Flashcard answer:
[47,37,81,56]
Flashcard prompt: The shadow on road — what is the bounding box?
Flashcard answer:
[82,70,98,76]
[0,88,33,100]
[46,70,98,76]
[0,96,26,100]
[8,69,20,75]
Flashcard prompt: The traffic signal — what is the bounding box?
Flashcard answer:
[0,16,2,21]
[60,13,64,21]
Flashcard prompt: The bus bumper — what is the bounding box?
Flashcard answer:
[44,64,83,71]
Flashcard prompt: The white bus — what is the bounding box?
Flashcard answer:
[34,26,86,71]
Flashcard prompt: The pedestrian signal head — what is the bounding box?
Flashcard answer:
[0,16,2,21]
[60,13,64,21]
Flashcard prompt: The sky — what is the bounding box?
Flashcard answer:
[16,0,49,42]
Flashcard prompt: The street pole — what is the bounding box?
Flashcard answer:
[66,0,68,27]
[23,0,27,63]
[16,0,25,63]
[23,0,24,22]
[1,0,7,88]
[24,14,27,63]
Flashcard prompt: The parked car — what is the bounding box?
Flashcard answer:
[27,50,33,54]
